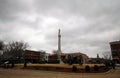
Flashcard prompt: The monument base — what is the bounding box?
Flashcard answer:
[59,59,64,64]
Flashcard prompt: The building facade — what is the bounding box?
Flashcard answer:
[62,52,89,64]
[24,50,46,63]
[23,50,89,64]
[110,41,120,63]
[49,52,89,64]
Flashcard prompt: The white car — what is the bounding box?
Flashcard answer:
[116,63,120,67]
[4,61,9,64]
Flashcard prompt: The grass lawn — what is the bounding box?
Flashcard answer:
[1,63,108,73]
[14,63,105,69]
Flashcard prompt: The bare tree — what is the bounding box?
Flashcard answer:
[3,41,29,62]
[0,40,4,63]
[52,50,58,54]
[102,52,112,68]
[102,52,112,60]
[0,40,4,50]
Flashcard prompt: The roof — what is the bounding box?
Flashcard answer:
[49,52,88,58]
[25,50,39,53]
[110,41,120,44]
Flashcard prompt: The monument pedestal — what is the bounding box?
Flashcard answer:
[59,59,64,64]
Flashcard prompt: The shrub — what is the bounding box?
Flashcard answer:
[72,66,77,72]
[85,65,90,72]
[79,63,83,65]
[94,65,99,71]
[47,60,60,64]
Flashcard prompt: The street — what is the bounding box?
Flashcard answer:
[0,67,120,78]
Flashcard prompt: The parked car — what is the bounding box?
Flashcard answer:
[116,63,120,67]
[4,61,10,64]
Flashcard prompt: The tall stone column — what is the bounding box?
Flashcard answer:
[58,29,63,64]
[58,29,61,52]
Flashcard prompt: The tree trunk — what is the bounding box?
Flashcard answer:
[24,61,27,67]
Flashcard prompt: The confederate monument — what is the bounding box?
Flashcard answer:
[57,29,63,64]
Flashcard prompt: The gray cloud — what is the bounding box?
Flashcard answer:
[0,0,120,57]
[0,0,33,23]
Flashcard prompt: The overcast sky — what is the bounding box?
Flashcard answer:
[0,0,120,57]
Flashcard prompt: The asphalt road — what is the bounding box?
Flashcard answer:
[0,67,120,78]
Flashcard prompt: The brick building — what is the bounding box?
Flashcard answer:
[49,52,89,64]
[110,41,120,63]
[24,50,46,63]
[23,50,89,64]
